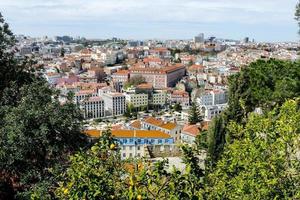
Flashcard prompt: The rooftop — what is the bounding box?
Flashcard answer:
[84,129,171,139]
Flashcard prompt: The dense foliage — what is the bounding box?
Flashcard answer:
[188,102,203,125]
[56,131,205,200]
[204,100,300,199]
[203,59,300,162]
[0,13,87,199]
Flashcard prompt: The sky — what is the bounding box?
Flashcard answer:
[0,0,299,42]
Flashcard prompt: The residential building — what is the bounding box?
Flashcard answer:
[80,97,105,119]
[169,90,190,108]
[102,93,126,116]
[84,129,174,159]
[142,117,181,142]
[181,124,201,144]
[125,93,149,108]
[74,90,98,103]
[130,64,186,89]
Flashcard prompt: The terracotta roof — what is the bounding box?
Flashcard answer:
[182,125,201,137]
[130,64,185,74]
[144,117,163,126]
[112,124,124,130]
[144,117,177,130]
[113,70,129,75]
[160,122,177,130]
[137,83,153,89]
[84,129,171,139]
[130,120,141,129]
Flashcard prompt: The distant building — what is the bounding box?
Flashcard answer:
[194,33,205,43]
[125,93,149,108]
[142,117,181,142]
[80,97,105,119]
[102,93,126,116]
[85,129,174,159]
[130,64,186,89]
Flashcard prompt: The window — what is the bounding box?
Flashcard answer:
[158,139,162,144]
[129,139,133,143]
[129,146,133,150]
[123,153,126,157]
[123,139,127,144]
[129,153,132,157]
[137,153,141,157]
[137,146,140,150]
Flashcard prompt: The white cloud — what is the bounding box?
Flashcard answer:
[0,0,297,23]
[0,0,298,41]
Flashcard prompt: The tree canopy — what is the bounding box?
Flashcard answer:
[204,99,300,199]
[0,13,87,199]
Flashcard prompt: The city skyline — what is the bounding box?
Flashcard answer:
[0,0,299,42]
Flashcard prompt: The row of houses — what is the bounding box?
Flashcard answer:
[85,116,209,159]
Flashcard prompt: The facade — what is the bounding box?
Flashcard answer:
[169,90,190,108]
[130,64,186,89]
[111,70,130,83]
[197,89,228,106]
[74,90,98,103]
[80,97,105,119]
[142,117,181,142]
[181,124,201,144]
[152,92,167,105]
[84,129,174,159]
[200,104,227,120]
[125,93,149,108]
[102,93,126,116]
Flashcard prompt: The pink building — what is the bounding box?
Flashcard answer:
[170,90,190,108]
[130,64,186,89]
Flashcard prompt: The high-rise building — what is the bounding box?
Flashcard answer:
[193,33,205,43]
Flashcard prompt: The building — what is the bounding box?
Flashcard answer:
[200,104,227,120]
[85,129,174,159]
[197,89,228,106]
[142,117,181,142]
[102,93,126,116]
[111,70,130,83]
[181,124,201,144]
[125,93,149,108]
[130,64,186,89]
[80,97,105,119]
[194,33,205,43]
[152,92,167,106]
[74,90,98,103]
[169,90,190,108]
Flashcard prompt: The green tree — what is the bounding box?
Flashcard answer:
[55,129,127,200]
[173,103,182,112]
[0,13,88,198]
[0,82,87,198]
[0,13,36,106]
[295,1,300,33]
[188,102,202,125]
[203,100,300,199]
[124,75,146,89]
[208,59,300,164]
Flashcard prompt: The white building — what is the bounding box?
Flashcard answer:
[197,89,227,106]
[200,104,227,120]
[80,97,105,119]
[74,90,98,103]
[152,92,167,106]
[102,93,126,116]
[125,93,149,108]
